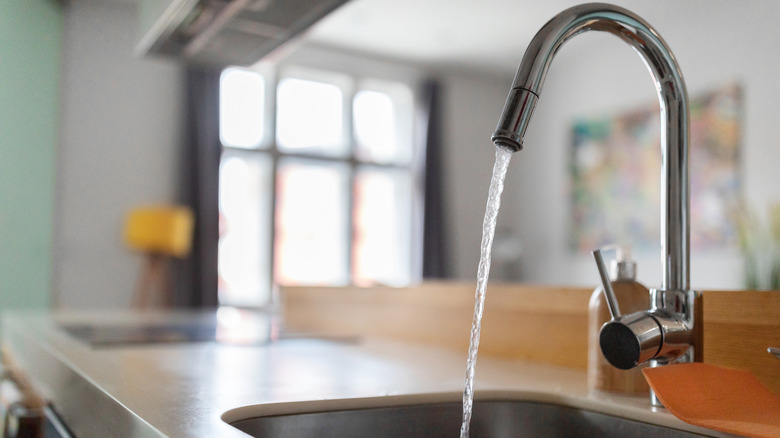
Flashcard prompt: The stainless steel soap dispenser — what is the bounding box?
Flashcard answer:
[587,247,650,394]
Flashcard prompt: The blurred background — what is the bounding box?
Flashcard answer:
[2,0,779,310]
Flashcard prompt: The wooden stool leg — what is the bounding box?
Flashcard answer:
[133,254,165,308]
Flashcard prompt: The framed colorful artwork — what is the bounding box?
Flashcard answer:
[570,84,742,253]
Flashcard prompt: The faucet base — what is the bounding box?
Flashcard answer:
[648,289,702,407]
[649,288,703,363]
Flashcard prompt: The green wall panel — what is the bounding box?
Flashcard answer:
[0,0,62,308]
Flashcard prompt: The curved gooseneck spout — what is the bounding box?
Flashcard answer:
[492,2,689,292]
[492,3,700,400]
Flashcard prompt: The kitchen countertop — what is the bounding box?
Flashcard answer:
[0,309,731,437]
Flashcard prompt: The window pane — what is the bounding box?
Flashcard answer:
[276,78,346,156]
[275,158,349,285]
[353,167,413,286]
[354,90,396,162]
[218,151,273,306]
[220,68,266,149]
[354,82,413,165]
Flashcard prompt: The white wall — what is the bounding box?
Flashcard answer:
[436,69,516,282]
[479,1,780,290]
[55,0,183,308]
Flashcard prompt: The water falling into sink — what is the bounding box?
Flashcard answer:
[460,146,513,438]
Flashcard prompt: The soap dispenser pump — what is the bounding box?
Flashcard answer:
[587,246,650,394]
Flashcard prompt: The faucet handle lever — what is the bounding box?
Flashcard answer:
[593,248,663,370]
[592,249,621,319]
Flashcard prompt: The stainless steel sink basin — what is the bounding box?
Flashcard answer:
[224,395,712,438]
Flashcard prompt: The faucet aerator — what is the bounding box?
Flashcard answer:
[493,139,523,153]
[491,129,524,152]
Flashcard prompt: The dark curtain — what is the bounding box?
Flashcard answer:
[421,79,450,279]
[174,67,221,308]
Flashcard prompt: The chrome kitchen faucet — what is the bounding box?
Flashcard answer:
[491,3,701,405]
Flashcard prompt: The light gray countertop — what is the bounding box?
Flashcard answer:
[0,309,728,437]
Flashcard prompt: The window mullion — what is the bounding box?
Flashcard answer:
[267,67,280,299]
[344,80,357,285]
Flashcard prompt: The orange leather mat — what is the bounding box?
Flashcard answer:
[643,363,780,438]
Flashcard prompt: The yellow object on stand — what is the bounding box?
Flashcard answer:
[124,206,194,308]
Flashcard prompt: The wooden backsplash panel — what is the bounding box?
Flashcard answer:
[702,290,780,394]
[471,285,590,369]
[283,284,780,393]
[283,283,473,350]
[282,283,592,370]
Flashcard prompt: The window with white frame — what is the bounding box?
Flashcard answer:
[218,65,421,307]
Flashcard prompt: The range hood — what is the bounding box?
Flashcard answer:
[136,0,350,67]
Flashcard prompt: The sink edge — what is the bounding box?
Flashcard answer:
[221,389,730,437]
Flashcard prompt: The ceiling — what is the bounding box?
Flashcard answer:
[302,0,571,73]
[301,0,719,74]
